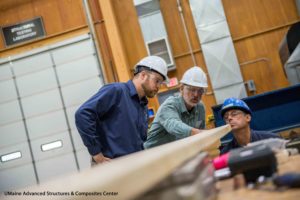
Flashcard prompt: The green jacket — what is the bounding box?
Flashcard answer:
[144,95,205,148]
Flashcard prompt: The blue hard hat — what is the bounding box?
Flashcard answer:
[220,97,252,118]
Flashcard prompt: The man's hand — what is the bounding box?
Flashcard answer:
[92,153,111,164]
[191,128,203,136]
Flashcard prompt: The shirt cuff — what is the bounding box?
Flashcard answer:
[171,124,192,138]
[87,145,102,156]
[186,127,193,136]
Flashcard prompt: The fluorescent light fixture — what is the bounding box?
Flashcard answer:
[1,151,22,162]
[41,140,63,152]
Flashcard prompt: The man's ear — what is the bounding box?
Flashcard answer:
[179,84,184,92]
[179,85,184,96]
[245,114,251,123]
[139,71,147,80]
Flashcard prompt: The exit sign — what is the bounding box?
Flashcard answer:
[167,77,179,87]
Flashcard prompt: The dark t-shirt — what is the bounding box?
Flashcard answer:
[220,129,280,155]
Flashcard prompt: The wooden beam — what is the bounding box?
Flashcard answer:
[98,0,130,82]
[5,125,231,200]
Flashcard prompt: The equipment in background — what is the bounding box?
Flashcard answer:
[148,107,155,119]
[279,22,300,85]
[283,43,300,85]
[286,137,300,152]
[136,152,217,200]
[273,173,300,188]
[247,138,287,150]
[157,87,180,105]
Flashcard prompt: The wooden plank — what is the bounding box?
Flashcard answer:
[222,0,299,39]
[2,125,231,200]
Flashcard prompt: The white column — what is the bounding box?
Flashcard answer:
[189,0,247,103]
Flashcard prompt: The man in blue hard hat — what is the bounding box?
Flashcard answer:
[219,97,280,154]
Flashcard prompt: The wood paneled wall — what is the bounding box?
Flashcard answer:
[222,0,299,92]
[222,0,299,39]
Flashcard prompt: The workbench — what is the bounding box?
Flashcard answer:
[217,154,300,200]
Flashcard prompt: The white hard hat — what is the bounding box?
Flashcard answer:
[180,66,208,88]
[134,56,169,81]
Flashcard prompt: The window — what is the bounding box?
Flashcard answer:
[1,151,22,162]
[41,140,63,152]
[157,87,180,104]
[135,0,160,17]
[135,0,176,71]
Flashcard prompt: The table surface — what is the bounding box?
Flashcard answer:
[217,154,300,200]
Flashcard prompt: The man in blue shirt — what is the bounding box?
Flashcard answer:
[219,97,280,154]
[75,56,168,164]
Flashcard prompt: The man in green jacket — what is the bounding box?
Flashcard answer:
[144,66,208,148]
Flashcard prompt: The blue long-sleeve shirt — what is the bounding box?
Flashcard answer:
[75,80,148,158]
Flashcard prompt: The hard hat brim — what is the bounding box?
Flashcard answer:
[135,65,168,81]
[220,106,252,118]
[180,80,208,88]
